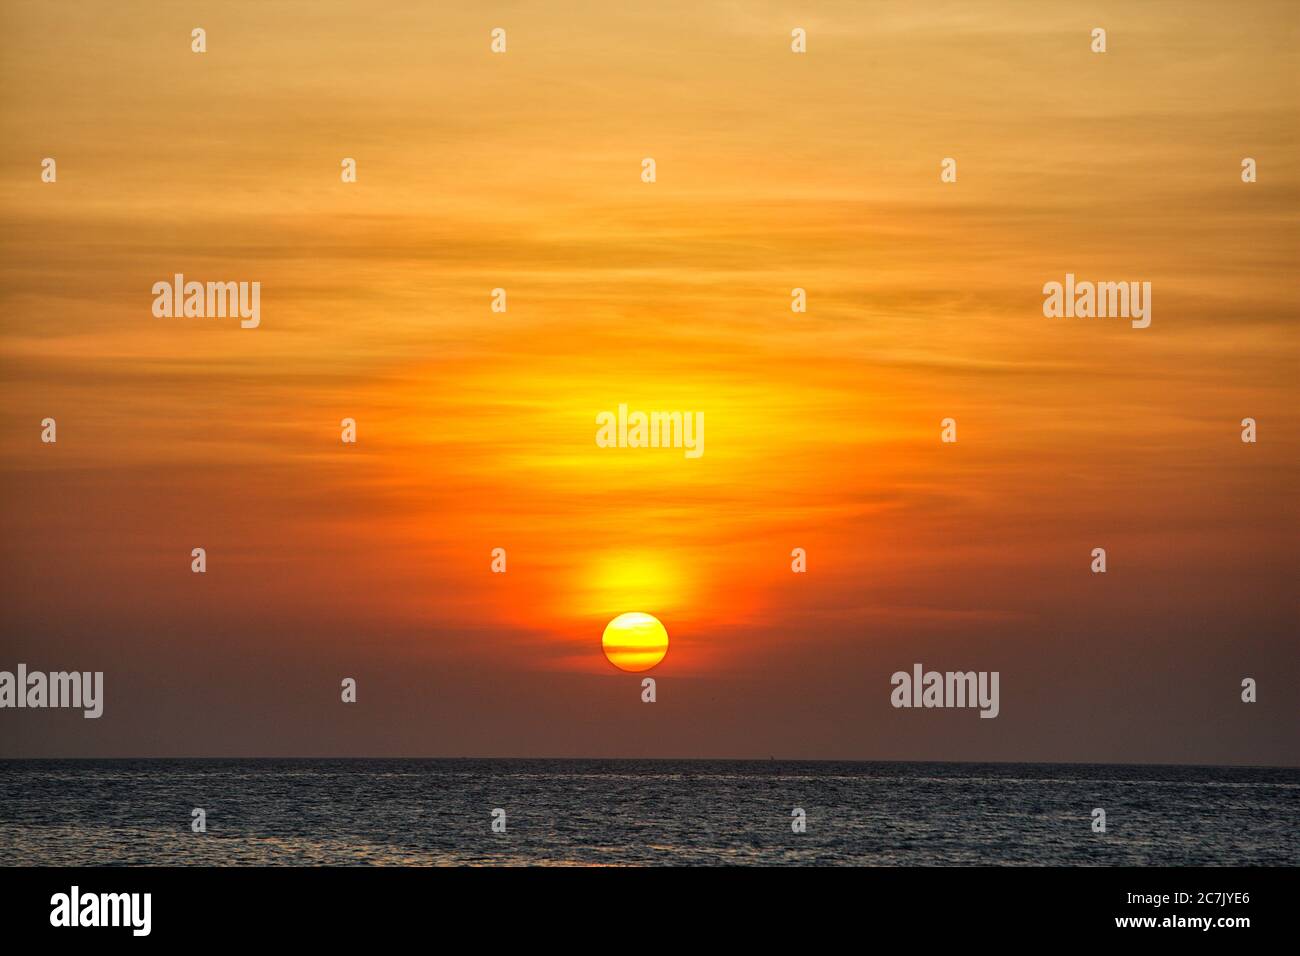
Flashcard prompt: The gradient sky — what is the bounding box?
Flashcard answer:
[1,1,1296,762]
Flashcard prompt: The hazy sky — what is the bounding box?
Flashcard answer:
[1,1,1296,762]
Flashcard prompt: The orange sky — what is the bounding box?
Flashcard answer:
[1,1,1296,762]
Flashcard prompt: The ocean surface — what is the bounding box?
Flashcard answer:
[1,759,1296,866]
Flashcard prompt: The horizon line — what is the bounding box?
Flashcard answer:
[2,755,1296,771]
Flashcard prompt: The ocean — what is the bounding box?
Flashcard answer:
[1,759,1296,866]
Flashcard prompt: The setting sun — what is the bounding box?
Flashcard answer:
[601,613,669,673]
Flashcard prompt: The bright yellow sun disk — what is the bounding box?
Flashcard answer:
[602,612,669,672]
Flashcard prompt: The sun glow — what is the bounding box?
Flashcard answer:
[579,553,686,616]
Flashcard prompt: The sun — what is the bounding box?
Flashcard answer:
[602,612,669,672]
